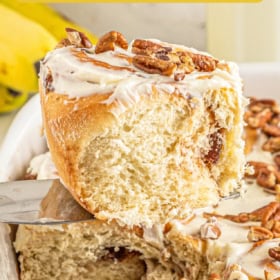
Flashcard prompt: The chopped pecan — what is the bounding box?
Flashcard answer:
[56,38,71,48]
[188,52,218,72]
[250,98,277,109]
[263,124,280,137]
[174,72,185,81]
[132,39,217,78]
[268,246,280,261]
[245,108,273,128]
[247,226,273,242]
[204,130,223,165]
[204,202,280,226]
[275,155,280,169]
[256,168,277,189]
[95,31,128,54]
[246,161,275,178]
[132,39,171,56]
[263,137,280,153]
[270,115,280,126]
[272,220,280,238]
[43,70,54,94]
[272,104,280,114]
[200,217,221,240]
[65,27,92,48]
[261,202,280,227]
[132,55,176,76]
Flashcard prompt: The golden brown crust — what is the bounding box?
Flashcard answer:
[40,82,118,215]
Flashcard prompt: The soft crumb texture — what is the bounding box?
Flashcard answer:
[14,220,207,280]
[41,87,245,226]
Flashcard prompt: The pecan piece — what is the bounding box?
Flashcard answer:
[268,246,280,261]
[256,168,277,189]
[245,161,275,178]
[274,155,280,169]
[270,115,280,126]
[263,124,280,137]
[188,52,218,72]
[261,202,280,227]
[204,130,223,165]
[132,39,171,56]
[248,226,273,242]
[56,38,71,48]
[250,98,277,109]
[65,27,92,48]
[272,220,280,238]
[263,137,280,153]
[95,31,128,54]
[132,55,176,76]
[174,72,185,81]
[246,108,273,128]
[200,217,221,240]
[43,69,54,94]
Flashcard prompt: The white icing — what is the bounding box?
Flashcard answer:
[26,152,58,180]
[40,41,242,116]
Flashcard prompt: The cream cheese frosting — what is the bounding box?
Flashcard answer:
[39,40,242,116]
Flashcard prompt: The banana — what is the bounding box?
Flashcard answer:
[0,42,38,93]
[1,0,97,44]
[0,4,57,93]
[0,1,97,112]
[0,84,29,114]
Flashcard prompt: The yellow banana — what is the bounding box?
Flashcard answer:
[0,84,29,114]
[0,1,97,113]
[1,0,97,44]
[0,4,57,93]
[0,42,37,93]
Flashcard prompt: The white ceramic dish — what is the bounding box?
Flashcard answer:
[0,62,279,279]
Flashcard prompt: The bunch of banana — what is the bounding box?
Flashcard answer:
[0,0,97,113]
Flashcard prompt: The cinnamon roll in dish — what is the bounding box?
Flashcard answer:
[15,97,280,279]
[39,29,246,226]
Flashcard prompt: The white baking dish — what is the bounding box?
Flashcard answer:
[0,62,279,279]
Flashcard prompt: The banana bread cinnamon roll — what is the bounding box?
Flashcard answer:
[39,30,246,226]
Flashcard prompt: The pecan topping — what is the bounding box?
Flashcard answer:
[95,31,128,54]
[245,108,273,128]
[274,155,280,169]
[263,124,280,137]
[263,137,280,153]
[132,39,170,56]
[247,226,273,242]
[268,245,280,261]
[43,70,54,94]
[65,27,92,48]
[257,168,277,189]
[245,161,280,193]
[131,39,217,79]
[204,130,223,164]
[200,217,221,240]
[132,55,176,76]
[188,52,218,72]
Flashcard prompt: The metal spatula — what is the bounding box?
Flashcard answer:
[0,179,93,224]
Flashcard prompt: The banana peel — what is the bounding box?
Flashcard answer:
[0,0,98,113]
